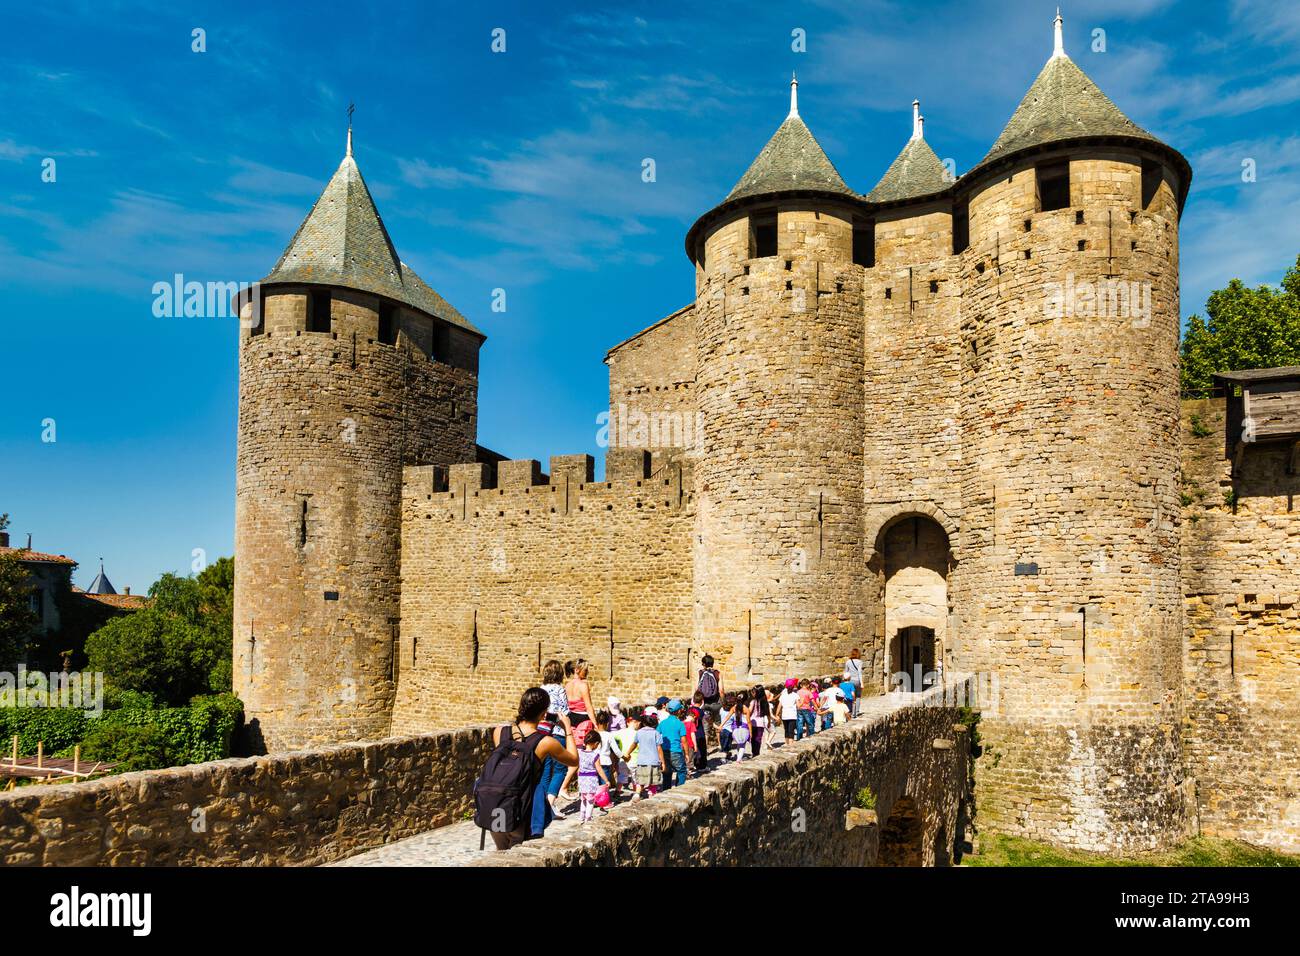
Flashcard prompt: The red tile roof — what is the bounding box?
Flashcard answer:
[0,546,77,566]
[79,592,149,610]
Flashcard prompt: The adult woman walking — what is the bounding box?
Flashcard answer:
[485,687,578,850]
[564,659,596,729]
[843,648,864,717]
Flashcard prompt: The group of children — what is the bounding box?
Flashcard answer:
[541,665,861,824]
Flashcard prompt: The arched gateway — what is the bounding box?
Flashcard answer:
[877,514,951,692]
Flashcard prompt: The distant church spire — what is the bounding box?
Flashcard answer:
[911,99,922,140]
[789,71,799,118]
[346,101,355,157]
[1052,8,1067,59]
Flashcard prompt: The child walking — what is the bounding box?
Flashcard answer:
[595,710,617,803]
[748,684,770,756]
[577,730,610,823]
[631,711,665,798]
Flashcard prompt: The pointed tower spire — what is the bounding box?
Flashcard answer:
[1052,8,1066,59]
[867,100,948,202]
[261,119,480,334]
[88,559,117,595]
[968,5,1182,187]
[720,75,854,203]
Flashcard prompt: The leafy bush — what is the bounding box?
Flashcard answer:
[853,786,877,810]
[0,693,242,772]
[84,559,233,706]
[0,707,89,754]
[80,721,174,773]
[103,688,157,711]
[96,693,243,766]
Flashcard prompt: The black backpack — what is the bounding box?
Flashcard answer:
[474,724,545,843]
[698,668,720,703]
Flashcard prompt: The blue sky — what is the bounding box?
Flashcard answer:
[2,0,1298,593]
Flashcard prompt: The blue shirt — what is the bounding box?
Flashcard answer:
[839,681,856,703]
[657,715,687,753]
[634,726,662,765]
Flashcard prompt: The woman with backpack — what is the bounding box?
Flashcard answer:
[476,687,578,851]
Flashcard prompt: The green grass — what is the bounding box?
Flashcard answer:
[966,834,1300,867]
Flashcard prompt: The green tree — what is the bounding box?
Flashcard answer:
[0,548,39,671]
[1180,254,1300,397]
[84,558,234,705]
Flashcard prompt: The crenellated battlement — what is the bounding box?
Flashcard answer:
[402,452,692,523]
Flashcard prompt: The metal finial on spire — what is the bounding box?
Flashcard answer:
[346,102,355,157]
[911,99,922,140]
[789,72,799,118]
[1052,8,1066,59]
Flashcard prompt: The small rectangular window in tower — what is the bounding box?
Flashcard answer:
[298,498,308,548]
[377,302,397,345]
[307,290,332,333]
[1036,160,1070,212]
[750,209,778,258]
[952,204,969,254]
[852,219,875,267]
[1141,159,1162,210]
[431,322,451,364]
[929,280,939,294]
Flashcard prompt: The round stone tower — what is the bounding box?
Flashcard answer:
[234,130,481,752]
[684,76,870,682]
[949,14,1192,849]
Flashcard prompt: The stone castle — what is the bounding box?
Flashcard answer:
[233,14,1300,853]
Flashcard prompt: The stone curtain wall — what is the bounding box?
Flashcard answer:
[951,150,1188,851]
[0,727,492,866]
[472,678,973,868]
[1181,398,1300,851]
[235,289,477,752]
[391,460,695,732]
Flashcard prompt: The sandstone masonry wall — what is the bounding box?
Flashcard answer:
[862,202,963,684]
[235,288,477,751]
[391,460,695,731]
[692,205,872,684]
[0,727,492,866]
[1180,397,1300,851]
[952,150,1188,850]
[606,305,698,454]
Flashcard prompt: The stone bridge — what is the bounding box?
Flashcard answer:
[0,678,974,867]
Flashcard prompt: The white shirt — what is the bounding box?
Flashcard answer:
[844,658,863,684]
[779,689,799,720]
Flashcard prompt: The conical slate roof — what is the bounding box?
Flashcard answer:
[262,138,480,335]
[726,114,856,203]
[972,52,1163,174]
[868,135,949,203]
[87,563,116,595]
